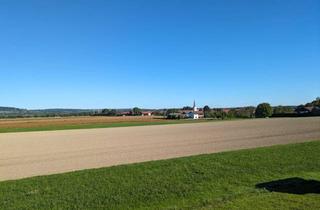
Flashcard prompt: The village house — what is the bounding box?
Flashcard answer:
[184,101,203,119]
[142,111,152,116]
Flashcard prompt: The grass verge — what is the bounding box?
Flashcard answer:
[1,140,319,209]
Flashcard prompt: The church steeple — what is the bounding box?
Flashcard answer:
[193,100,198,112]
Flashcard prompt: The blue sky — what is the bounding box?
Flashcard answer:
[0,0,319,109]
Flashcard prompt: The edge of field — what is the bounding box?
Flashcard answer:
[0,118,224,133]
[0,140,319,209]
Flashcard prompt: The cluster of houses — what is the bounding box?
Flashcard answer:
[112,98,320,119]
[181,101,204,119]
[166,101,204,119]
[117,101,203,119]
[295,105,320,115]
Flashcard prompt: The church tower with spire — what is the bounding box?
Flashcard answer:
[186,100,200,119]
[193,100,198,112]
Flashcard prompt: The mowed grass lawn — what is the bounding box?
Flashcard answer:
[1,141,319,209]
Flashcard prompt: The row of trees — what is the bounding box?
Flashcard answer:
[95,107,143,116]
[96,98,320,119]
[203,103,273,119]
[166,103,278,119]
[273,106,294,114]
[202,98,320,119]
[100,109,117,116]
[305,97,320,107]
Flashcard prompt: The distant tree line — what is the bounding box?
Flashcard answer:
[95,109,117,116]
[0,112,94,119]
[164,97,320,120]
[1,98,319,119]
[92,107,144,116]
[201,97,320,119]
[203,106,255,119]
[272,97,320,117]
[165,109,182,119]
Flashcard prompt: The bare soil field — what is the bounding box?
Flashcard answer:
[0,117,319,181]
[0,116,163,129]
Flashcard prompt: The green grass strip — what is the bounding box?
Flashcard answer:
[0,140,319,209]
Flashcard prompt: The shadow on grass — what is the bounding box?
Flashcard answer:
[256,177,320,195]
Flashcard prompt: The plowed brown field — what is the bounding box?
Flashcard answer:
[0,116,163,129]
[0,117,319,181]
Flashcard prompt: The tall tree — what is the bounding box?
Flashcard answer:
[165,109,179,116]
[255,103,273,118]
[203,105,211,112]
[101,109,110,114]
[203,105,211,118]
[182,106,192,110]
[132,107,142,116]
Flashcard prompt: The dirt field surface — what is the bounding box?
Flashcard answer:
[0,116,163,129]
[1,117,319,181]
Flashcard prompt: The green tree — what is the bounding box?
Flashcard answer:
[101,109,110,114]
[215,110,227,119]
[255,103,273,118]
[226,109,236,118]
[311,107,320,115]
[101,109,117,116]
[237,107,255,118]
[203,105,211,118]
[165,109,179,116]
[165,109,181,119]
[108,109,117,116]
[273,106,294,114]
[309,97,320,107]
[203,105,210,112]
[182,106,192,110]
[132,107,142,116]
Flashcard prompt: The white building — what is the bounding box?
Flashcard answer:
[186,100,199,119]
[187,112,199,119]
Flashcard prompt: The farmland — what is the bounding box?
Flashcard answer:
[0,116,209,133]
[1,117,319,181]
[0,140,319,209]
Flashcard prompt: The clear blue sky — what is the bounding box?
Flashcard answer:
[0,0,319,109]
